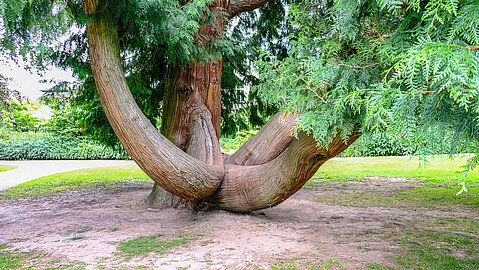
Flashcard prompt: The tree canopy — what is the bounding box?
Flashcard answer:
[253,0,479,192]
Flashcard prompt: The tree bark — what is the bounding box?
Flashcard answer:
[84,0,223,201]
[226,112,297,166]
[147,58,225,208]
[147,0,228,209]
[202,132,360,212]
[228,0,273,18]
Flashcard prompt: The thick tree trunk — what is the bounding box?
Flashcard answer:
[84,0,360,213]
[147,57,225,208]
[147,0,228,209]
[204,132,360,212]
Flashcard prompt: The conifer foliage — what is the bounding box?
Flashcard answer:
[254,0,479,191]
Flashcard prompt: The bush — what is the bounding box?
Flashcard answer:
[0,132,129,160]
[342,133,414,157]
[342,132,476,157]
[219,129,258,154]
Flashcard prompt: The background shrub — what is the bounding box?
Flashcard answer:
[342,133,476,157]
[0,132,129,160]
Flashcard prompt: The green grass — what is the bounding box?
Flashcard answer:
[117,233,191,259]
[312,155,479,269]
[0,244,86,270]
[0,165,151,200]
[0,165,17,172]
[316,155,479,184]
[396,232,479,269]
[264,256,343,270]
[314,155,479,209]
[0,244,22,269]
[366,228,479,270]
[317,185,479,209]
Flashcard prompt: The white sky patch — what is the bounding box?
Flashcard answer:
[0,57,75,101]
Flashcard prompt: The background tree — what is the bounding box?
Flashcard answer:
[1,0,477,210]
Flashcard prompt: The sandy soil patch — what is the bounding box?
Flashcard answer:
[0,178,476,269]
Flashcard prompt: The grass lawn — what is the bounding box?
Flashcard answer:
[0,165,18,173]
[316,155,479,184]
[0,156,477,269]
[312,155,479,209]
[0,165,151,200]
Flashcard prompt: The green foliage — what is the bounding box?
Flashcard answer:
[0,132,129,160]
[342,132,477,157]
[3,101,43,132]
[342,133,415,157]
[219,129,258,154]
[253,0,479,187]
[0,165,150,199]
[1,0,239,144]
[0,72,26,130]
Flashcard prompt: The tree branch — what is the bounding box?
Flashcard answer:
[207,131,361,212]
[84,0,223,200]
[228,0,272,18]
[225,112,298,166]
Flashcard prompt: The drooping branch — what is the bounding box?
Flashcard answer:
[84,0,223,200]
[225,112,297,166]
[228,0,273,18]
[206,132,360,212]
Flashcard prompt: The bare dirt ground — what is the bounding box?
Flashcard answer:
[0,178,477,269]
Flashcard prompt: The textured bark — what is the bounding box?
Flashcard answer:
[147,62,225,208]
[226,112,297,166]
[204,132,360,212]
[228,0,273,18]
[84,0,223,201]
[147,0,229,208]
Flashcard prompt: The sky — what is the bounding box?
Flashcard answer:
[0,57,76,101]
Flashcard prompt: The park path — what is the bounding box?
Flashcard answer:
[0,160,136,191]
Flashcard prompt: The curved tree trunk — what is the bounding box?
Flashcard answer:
[84,0,360,213]
[204,132,360,212]
[84,0,224,201]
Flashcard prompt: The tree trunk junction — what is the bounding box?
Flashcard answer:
[84,0,360,212]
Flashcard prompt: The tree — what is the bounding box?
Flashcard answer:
[1,0,477,210]
[0,72,26,130]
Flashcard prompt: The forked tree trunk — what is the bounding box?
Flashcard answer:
[147,52,225,209]
[84,0,360,213]
[147,0,228,209]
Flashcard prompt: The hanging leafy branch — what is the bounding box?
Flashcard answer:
[254,0,479,191]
